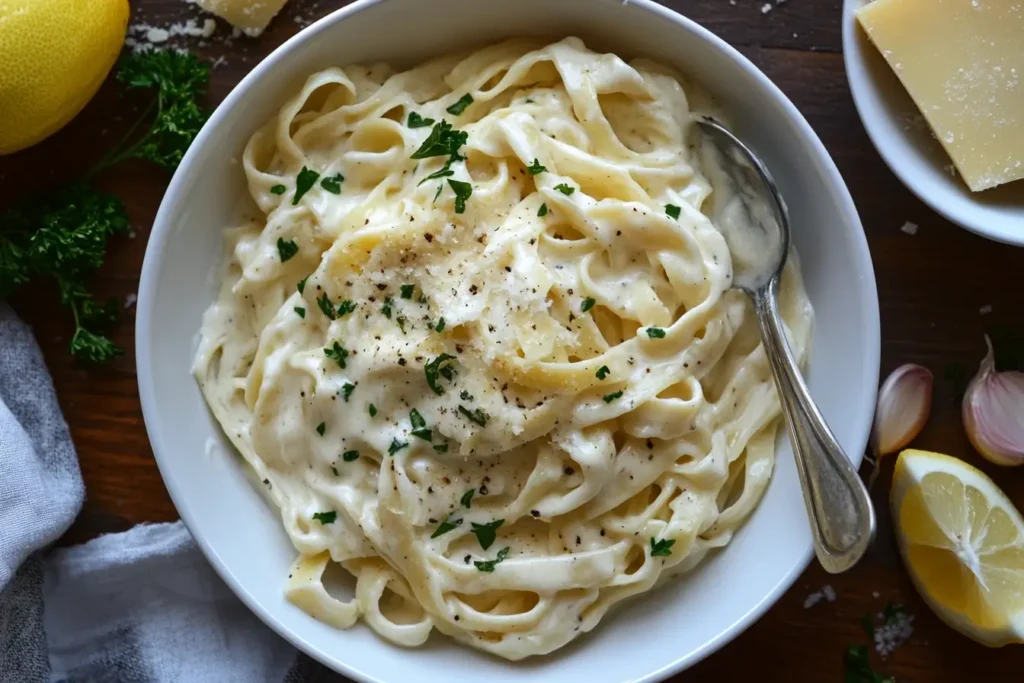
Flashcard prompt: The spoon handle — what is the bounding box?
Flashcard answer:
[753,277,876,574]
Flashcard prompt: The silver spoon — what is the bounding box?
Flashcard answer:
[691,116,875,574]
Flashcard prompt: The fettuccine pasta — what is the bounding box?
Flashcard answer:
[193,37,813,660]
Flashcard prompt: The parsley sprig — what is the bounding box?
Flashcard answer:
[0,50,210,362]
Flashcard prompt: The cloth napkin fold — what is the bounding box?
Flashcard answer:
[0,304,340,682]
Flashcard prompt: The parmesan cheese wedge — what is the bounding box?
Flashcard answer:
[192,0,288,36]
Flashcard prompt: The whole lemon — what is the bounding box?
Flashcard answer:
[0,0,130,155]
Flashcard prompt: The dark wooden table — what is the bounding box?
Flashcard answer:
[3,0,1023,680]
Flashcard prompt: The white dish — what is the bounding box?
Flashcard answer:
[842,0,1024,247]
[136,1,880,681]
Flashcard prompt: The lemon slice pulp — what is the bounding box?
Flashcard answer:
[892,449,1024,646]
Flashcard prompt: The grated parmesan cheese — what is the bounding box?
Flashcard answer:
[188,0,290,36]
[874,609,914,657]
[900,221,919,235]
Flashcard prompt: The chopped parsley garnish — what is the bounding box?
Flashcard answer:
[270,184,286,195]
[342,383,356,402]
[527,159,547,175]
[596,365,610,380]
[554,183,575,196]
[312,511,337,525]
[461,489,475,508]
[294,307,306,318]
[400,284,415,299]
[419,165,456,185]
[297,277,308,294]
[434,317,446,333]
[407,111,435,128]
[412,428,433,442]
[844,645,894,683]
[410,410,432,441]
[293,166,320,205]
[320,173,344,194]
[336,299,357,317]
[418,294,428,304]
[433,184,444,203]
[459,390,474,401]
[382,296,393,319]
[446,93,474,115]
[666,204,681,220]
[650,537,675,557]
[425,353,456,394]
[316,422,326,436]
[431,517,462,538]
[474,547,510,572]
[471,519,504,550]
[581,297,596,313]
[324,342,348,368]
[646,327,666,339]
[317,293,336,320]
[603,390,624,403]
[388,438,408,456]
[410,409,427,429]
[331,466,339,475]
[448,179,472,214]
[538,203,548,217]
[396,314,408,334]
[411,120,468,160]
[368,403,377,417]
[343,450,359,462]
[277,238,298,262]
[433,444,449,453]
[458,405,488,427]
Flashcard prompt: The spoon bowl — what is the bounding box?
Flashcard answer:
[693,117,877,574]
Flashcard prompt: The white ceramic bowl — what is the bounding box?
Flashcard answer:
[137,1,880,681]
[843,0,1024,246]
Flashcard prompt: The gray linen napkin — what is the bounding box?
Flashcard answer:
[0,304,341,682]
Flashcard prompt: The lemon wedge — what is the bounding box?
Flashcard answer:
[892,449,1024,646]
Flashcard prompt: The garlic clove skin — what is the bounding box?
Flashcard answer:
[872,364,933,458]
[963,336,1024,467]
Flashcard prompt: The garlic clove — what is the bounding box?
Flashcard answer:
[963,336,1024,467]
[872,364,933,458]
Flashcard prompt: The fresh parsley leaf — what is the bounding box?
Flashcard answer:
[412,428,433,442]
[431,517,462,538]
[313,511,337,525]
[646,327,666,338]
[331,466,339,475]
[324,342,348,368]
[425,353,456,395]
[538,203,548,217]
[459,390,474,401]
[650,537,675,557]
[434,317,446,333]
[277,238,298,262]
[474,547,510,572]
[411,120,468,160]
[400,284,415,299]
[596,365,610,380]
[461,489,475,508]
[407,112,435,128]
[293,167,320,205]
[270,184,287,195]
[446,93,474,115]
[369,403,377,417]
[883,602,905,625]
[410,408,427,429]
[862,614,876,639]
[527,159,547,175]
[433,184,444,203]
[317,292,336,319]
[396,314,407,334]
[382,296,393,319]
[297,277,308,294]
[581,297,596,313]
[343,450,359,462]
[316,422,326,436]
[603,390,624,403]
[342,383,356,402]
[665,204,681,220]
[433,443,449,453]
[471,519,504,550]
[844,644,894,683]
[320,173,344,194]
[418,164,456,185]
[388,438,408,456]
[294,307,306,318]
[554,183,575,196]
[458,405,488,427]
[335,299,357,317]
[448,179,472,214]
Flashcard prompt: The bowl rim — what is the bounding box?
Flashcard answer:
[137,1,881,680]
[841,0,1024,248]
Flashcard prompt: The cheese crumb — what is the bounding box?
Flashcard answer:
[980,304,993,315]
[900,221,919,235]
[874,609,914,657]
[761,3,773,13]
[802,584,837,609]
